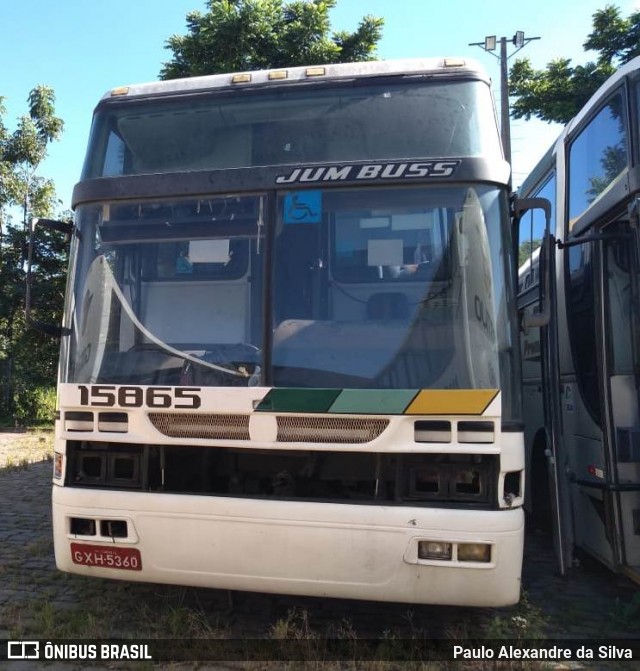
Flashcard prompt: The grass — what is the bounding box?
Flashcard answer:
[1,588,553,670]
[0,429,54,469]
[610,590,640,633]
[482,592,547,641]
[4,576,638,671]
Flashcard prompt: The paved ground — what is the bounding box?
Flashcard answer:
[0,432,638,669]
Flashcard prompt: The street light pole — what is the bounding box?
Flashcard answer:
[469,32,540,167]
[500,36,510,164]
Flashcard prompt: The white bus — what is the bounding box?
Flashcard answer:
[518,56,640,583]
[33,59,529,606]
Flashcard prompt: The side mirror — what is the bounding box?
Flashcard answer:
[513,196,551,222]
[513,196,553,331]
[520,233,554,332]
[25,217,73,338]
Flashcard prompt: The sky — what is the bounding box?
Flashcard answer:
[1,0,638,214]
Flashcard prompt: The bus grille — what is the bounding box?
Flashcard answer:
[149,413,388,444]
[276,416,389,444]
[149,413,251,440]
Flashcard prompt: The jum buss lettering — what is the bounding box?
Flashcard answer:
[275,161,460,184]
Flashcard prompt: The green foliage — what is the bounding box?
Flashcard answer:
[509,57,612,124]
[584,4,640,66]
[519,239,541,267]
[587,143,627,202]
[160,0,384,79]
[510,4,640,124]
[484,592,547,641]
[611,591,640,631]
[0,86,66,422]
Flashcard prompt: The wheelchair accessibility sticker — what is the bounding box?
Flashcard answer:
[284,191,322,224]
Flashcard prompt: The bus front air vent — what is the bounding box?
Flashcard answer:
[275,416,389,444]
[148,413,251,440]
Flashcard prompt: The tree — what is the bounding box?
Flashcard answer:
[509,4,640,124]
[160,0,384,79]
[0,86,66,423]
[518,239,541,267]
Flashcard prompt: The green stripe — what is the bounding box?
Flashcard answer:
[256,388,341,413]
[328,389,419,414]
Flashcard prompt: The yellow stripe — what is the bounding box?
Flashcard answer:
[404,389,499,415]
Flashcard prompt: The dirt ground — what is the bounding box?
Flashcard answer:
[0,429,53,468]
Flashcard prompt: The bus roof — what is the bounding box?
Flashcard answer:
[101,58,490,102]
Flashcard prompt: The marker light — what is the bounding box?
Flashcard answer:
[305,67,326,77]
[269,70,288,80]
[231,73,252,84]
[54,453,63,480]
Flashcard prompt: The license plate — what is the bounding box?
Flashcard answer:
[71,543,142,571]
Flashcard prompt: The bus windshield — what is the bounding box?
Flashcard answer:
[82,79,501,178]
[64,184,518,416]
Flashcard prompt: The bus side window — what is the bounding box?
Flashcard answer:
[517,172,555,297]
[568,91,628,226]
[605,228,635,374]
[517,208,540,296]
[566,241,601,426]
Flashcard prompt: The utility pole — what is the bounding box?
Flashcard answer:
[469,32,540,166]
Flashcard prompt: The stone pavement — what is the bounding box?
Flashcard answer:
[0,461,56,613]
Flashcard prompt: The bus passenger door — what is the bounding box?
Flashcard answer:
[565,218,640,580]
[538,231,572,575]
[517,198,570,575]
[601,219,640,582]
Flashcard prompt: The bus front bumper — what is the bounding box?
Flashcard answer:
[53,486,524,606]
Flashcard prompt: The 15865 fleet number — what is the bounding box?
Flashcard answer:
[78,385,202,409]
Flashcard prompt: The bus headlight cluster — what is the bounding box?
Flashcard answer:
[68,442,143,488]
[418,540,492,563]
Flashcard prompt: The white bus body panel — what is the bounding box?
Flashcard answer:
[53,487,523,606]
